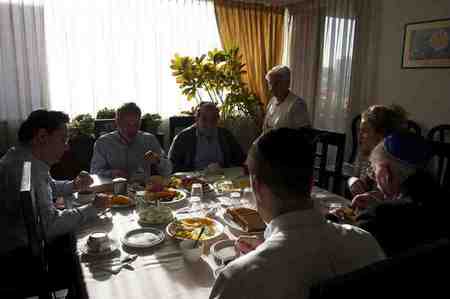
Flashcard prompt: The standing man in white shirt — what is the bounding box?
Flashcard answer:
[263,65,311,133]
[210,128,385,299]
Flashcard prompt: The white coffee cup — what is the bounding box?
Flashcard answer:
[179,239,202,263]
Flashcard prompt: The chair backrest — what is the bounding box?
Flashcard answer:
[348,114,361,164]
[19,161,53,298]
[299,127,346,194]
[429,141,450,194]
[0,121,8,157]
[427,124,450,143]
[309,238,450,299]
[169,116,195,143]
[94,118,116,139]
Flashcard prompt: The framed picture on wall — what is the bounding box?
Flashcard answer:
[402,18,450,68]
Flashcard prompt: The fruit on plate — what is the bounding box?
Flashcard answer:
[170,217,219,240]
[330,206,358,223]
[111,195,130,205]
[144,188,179,202]
[169,176,212,193]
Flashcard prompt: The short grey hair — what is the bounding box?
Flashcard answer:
[266,65,291,82]
[370,141,417,185]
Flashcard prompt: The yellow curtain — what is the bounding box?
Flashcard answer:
[214,0,284,108]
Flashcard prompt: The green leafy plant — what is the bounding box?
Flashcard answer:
[70,114,95,137]
[170,47,262,124]
[96,107,116,119]
[141,113,162,134]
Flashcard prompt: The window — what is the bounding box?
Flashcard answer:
[44,0,221,118]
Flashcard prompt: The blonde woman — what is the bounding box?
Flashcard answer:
[349,105,408,209]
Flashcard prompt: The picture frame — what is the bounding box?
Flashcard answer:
[402,18,450,68]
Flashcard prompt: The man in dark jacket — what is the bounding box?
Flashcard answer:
[168,102,245,173]
[356,133,449,256]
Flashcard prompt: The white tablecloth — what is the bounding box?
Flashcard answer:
[76,168,349,299]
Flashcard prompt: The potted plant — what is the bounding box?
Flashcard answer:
[170,47,263,126]
[96,107,116,119]
[141,113,162,134]
[70,114,95,137]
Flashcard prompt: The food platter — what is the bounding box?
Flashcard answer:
[166,217,224,241]
[140,188,187,205]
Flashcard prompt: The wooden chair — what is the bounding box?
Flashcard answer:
[427,124,450,143]
[94,118,116,139]
[299,128,346,195]
[1,162,53,298]
[348,114,361,164]
[309,239,450,299]
[427,125,450,194]
[169,116,195,143]
[429,141,450,195]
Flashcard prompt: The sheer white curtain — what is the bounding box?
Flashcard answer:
[283,0,320,123]
[0,0,49,145]
[44,0,221,118]
[314,0,356,133]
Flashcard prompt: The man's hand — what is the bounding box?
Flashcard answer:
[93,193,111,211]
[351,192,373,210]
[73,171,94,192]
[348,177,367,197]
[235,235,263,255]
[144,150,161,165]
[112,169,128,179]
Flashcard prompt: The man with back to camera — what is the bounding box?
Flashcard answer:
[262,65,311,133]
[168,101,245,173]
[210,128,385,299]
[90,102,172,180]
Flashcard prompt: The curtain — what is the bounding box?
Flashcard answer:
[314,0,357,133]
[214,0,284,107]
[0,0,49,145]
[283,0,320,124]
[44,0,221,118]
[348,0,380,117]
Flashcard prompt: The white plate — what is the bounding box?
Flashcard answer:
[166,217,224,241]
[80,239,119,257]
[121,228,165,248]
[220,210,265,235]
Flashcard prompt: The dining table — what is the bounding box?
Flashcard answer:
[75,167,350,299]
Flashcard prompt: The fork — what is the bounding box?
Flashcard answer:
[95,254,138,274]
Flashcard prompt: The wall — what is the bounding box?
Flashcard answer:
[373,0,450,134]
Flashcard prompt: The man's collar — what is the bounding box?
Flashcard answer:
[265,206,324,239]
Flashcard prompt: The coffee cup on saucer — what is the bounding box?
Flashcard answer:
[86,232,111,253]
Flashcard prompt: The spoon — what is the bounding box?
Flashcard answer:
[193,226,206,249]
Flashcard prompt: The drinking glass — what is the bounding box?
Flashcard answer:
[191,183,203,198]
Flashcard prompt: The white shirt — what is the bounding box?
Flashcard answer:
[263,91,310,133]
[210,207,385,299]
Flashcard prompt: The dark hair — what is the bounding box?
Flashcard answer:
[249,128,313,201]
[195,101,219,118]
[362,104,407,136]
[18,109,70,144]
[116,102,142,119]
